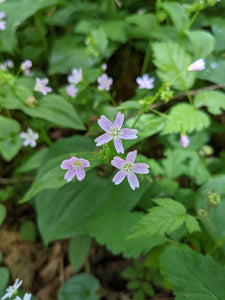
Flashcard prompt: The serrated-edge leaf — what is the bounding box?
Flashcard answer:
[185,215,201,234]
[194,90,225,115]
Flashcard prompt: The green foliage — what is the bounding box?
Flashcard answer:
[87,211,165,258]
[152,42,196,90]
[69,235,92,273]
[160,244,225,300]
[161,2,188,32]
[163,103,210,134]
[194,90,225,115]
[186,30,215,58]
[19,220,37,242]
[131,198,200,238]
[211,18,225,52]
[0,204,6,227]
[57,273,99,300]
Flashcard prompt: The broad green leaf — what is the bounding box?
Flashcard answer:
[49,36,94,75]
[102,20,128,42]
[163,103,210,134]
[211,18,225,52]
[185,215,201,234]
[0,116,22,161]
[19,220,37,242]
[87,211,165,258]
[160,244,225,300]
[116,101,142,111]
[197,58,225,84]
[57,273,99,300]
[162,2,188,32]
[194,90,225,115]
[0,204,6,227]
[131,198,200,238]
[0,0,60,53]
[152,42,196,90]
[35,171,148,244]
[186,30,215,58]
[125,114,165,148]
[69,235,92,273]
[19,136,95,203]
[0,268,9,289]
[16,148,48,173]
[91,28,108,55]
[126,14,158,39]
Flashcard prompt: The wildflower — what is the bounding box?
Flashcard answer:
[1,278,22,300]
[67,68,82,85]
[95,112,138,154]
[101,63,107,71]
[180,134,190,148]
[21,59,32,70]
[111,150,149,190]
[15,293,32,300]
[187,58,205,71]
[60,156,90,182]
[0,20,5,30]
[136,74,154,89]
[0,11,6,19]
[20,128,39,147]
[137,8,145,15]
[34,78,52,95]
[5,59,14,68]
[66,85,78,98]
[97,73,113,91]
[0,0,5,3]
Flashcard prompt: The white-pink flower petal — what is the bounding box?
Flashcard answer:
[127,173,139,190]
[113,170,126,185]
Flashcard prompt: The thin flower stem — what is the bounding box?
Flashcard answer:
[149,108,169,119]
[0,176,35,184]
[141,41,152,75]
[206,217,219,244]
[131,111,144,128]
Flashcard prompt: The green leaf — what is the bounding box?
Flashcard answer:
[0,116,22,161]
[91,28,108,55]
[160,244,225,300]
[35,171,148,244]
[197,58,225,84]
[194,91,225,115]
[131,198,200,237]
[49,36,94,75]
[116,101,142,111]
[17,148,48,173]
[125,114,165,148]
[162,2,188,32]
[19,220,37,242]
[126,14,158,39]
[0,204,6,227]
[57,273,99,300]
[186,30,215,59]
[152,42,196,90]
[163,103,210,134]
[211,18,225,52]
[69,235,92,273]
[185,215,201,234]
[0,268,9,289]
[87,211,165,259]
[19,136,95,203]
[102,20,128,42]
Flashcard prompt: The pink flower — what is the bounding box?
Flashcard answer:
[136,74,154,89]
[101,63,107,71]
[180,134,190,148]
[111,150,149,190]
[21,59,32,70]
[187,58,205,71]
[66,85,78,98]
[95,112,138,154]
[97,73,113,91]
[34,78,52,95]
[67,68,82,84]
[60,156,90,182]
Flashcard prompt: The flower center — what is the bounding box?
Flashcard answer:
[110,127,121,139]
[72,160,82,169]
[122,162,134,174]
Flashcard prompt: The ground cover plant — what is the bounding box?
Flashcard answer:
[0,0,225,299]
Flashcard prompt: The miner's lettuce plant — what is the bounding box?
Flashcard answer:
[1,0,225,298]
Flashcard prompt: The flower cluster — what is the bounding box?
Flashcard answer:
[0,59,14,71]
[61,112,149,190]
[66,68,82,98]
[0,10,6,30]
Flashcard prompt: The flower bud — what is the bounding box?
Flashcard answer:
[208,190,221,206]
[199,145,213,157]
[26,96,38,108]
[197,208,208,220]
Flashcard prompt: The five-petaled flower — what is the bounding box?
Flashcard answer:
[187,58,205,71]
[0,11,6,30]
[21,59,32,70]
[1,278,23,300]
[34,78,52,95]
[60,156,90,182]
[66,84,78,98]
[67,68,82,85]
[20,128,39,147]
[95,112,138,154]
[97,73,113,91]
[111,150,149,190]
[180,134,190,148]
[136,74,154,89]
